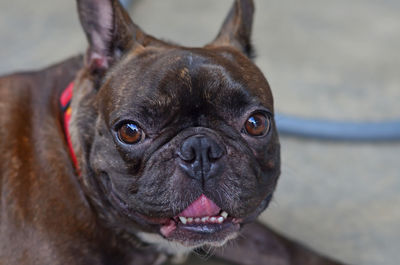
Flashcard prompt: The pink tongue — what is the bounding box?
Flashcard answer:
[179,194,221,218]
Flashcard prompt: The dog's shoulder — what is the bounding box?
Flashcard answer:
[0,56,83,128]
[0,55,83,179]
[0,55,107,264]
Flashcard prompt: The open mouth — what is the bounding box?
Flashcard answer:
[110,191,242,246]
[158,194,241,246]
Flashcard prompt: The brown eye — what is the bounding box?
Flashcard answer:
[118,123,143,144]
[244,113,270,136]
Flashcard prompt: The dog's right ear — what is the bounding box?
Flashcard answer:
[77,0,150,76]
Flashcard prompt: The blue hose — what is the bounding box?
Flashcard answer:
[275,114,400,141]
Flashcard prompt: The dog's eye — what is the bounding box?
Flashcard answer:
[244,113,271,136]
[117,122,143,144]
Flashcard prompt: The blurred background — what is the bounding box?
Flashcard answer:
[1,0,399,264]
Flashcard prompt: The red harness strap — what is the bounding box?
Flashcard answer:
[60,82,79,173]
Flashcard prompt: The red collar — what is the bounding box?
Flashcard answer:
[60,82,80,173]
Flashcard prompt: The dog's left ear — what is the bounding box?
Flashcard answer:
[77,0,150,75]
[208,0,255,58]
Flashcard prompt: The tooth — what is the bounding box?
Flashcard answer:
[201,217,209,222]
[217,217,224,223]
[179,216,187,224]
[210,217,217,223]
[195,218,201,223]
[221,211,228,218]
[187,217,193,223]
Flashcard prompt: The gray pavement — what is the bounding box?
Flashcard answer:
[1,1,399,265]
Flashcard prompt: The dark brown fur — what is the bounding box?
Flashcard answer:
[0,0,346,264]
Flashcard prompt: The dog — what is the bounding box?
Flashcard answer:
[0,0,347,264]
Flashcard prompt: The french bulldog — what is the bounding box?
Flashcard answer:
[0,0,346,264]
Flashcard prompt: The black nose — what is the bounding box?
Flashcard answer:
[178,135,225,183]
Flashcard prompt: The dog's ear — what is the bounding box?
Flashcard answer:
[208,0,255,58]
[77,0,149,75]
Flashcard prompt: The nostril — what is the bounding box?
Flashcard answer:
[207,144,224,161]
[177,146,196,162]
[200,137,224,162]
[178,136,201,163]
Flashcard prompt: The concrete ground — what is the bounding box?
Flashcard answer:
[1,0,399,265]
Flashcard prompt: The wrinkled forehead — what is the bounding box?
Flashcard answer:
[100,48,273,123]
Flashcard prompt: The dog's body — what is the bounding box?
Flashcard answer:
[0,1,345,264]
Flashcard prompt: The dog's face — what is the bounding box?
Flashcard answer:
[72,0,280,249]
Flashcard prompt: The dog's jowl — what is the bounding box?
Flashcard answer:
[0,0,346,264]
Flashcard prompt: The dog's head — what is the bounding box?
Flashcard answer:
[70,0,280,251]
